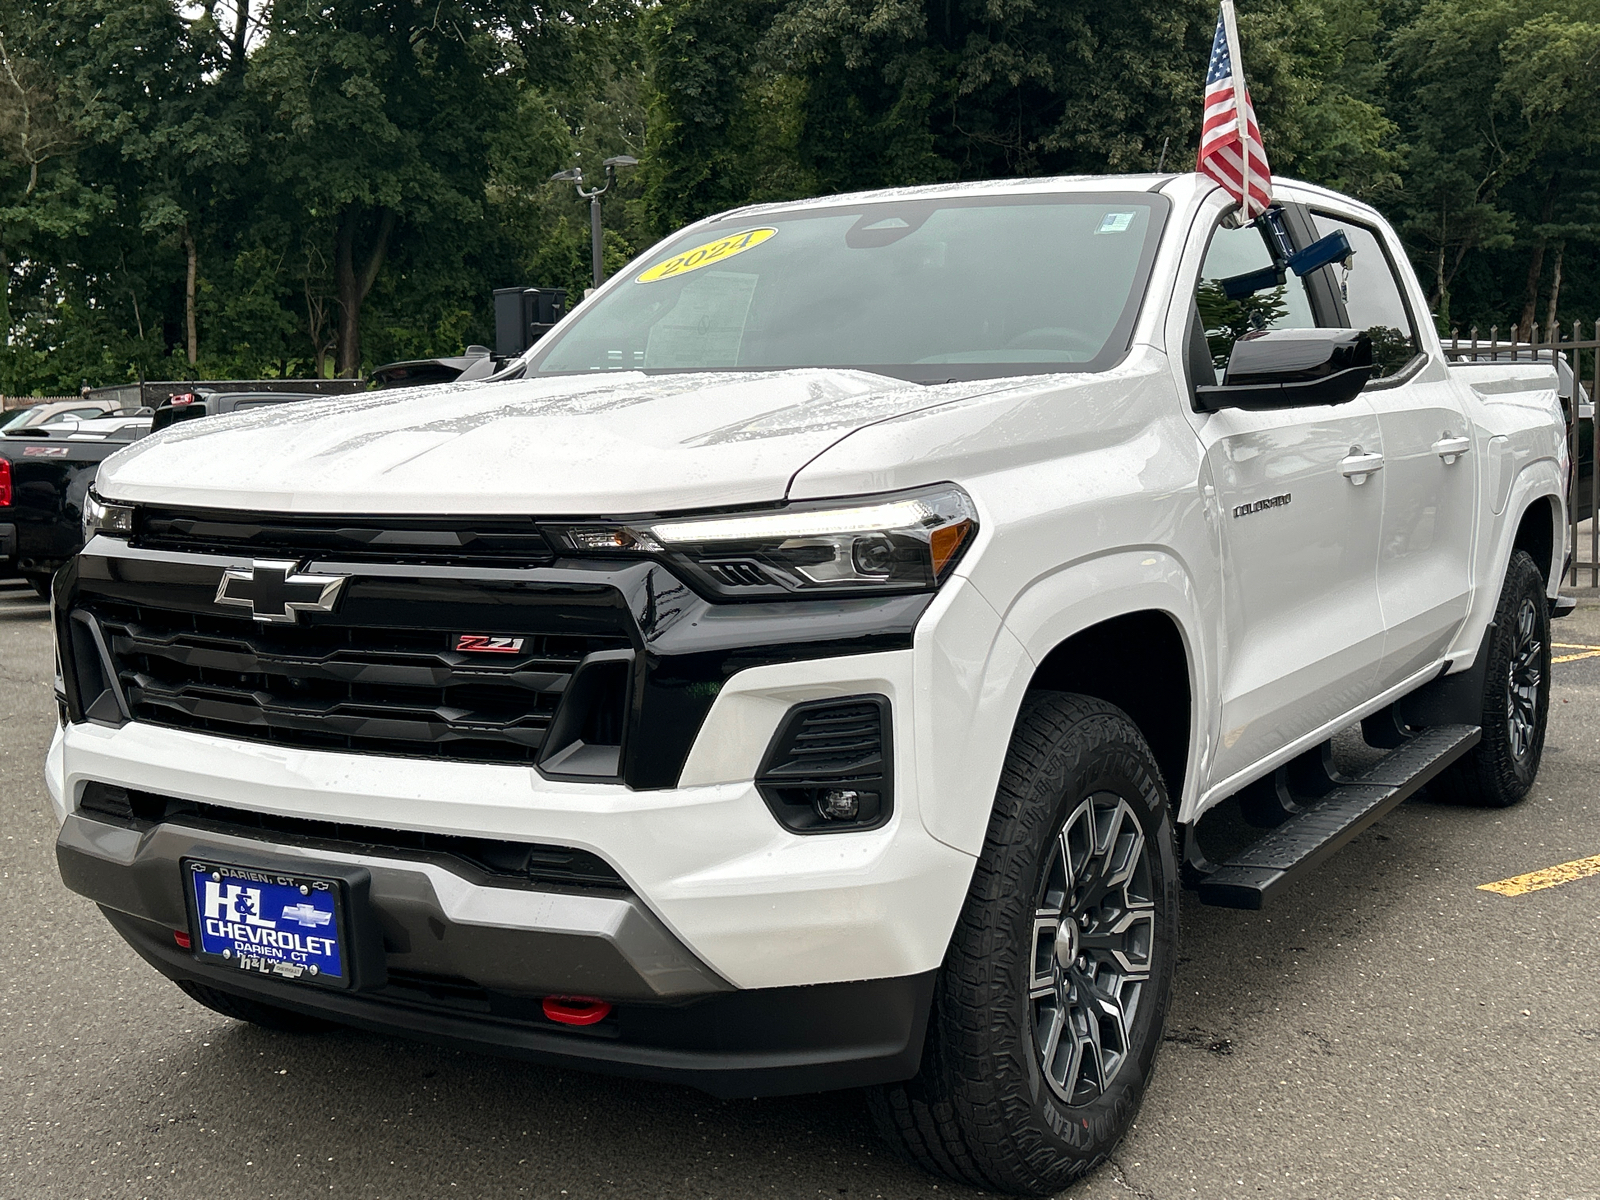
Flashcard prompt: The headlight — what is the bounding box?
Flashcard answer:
[547,484,978,599]
[82,491,134,541]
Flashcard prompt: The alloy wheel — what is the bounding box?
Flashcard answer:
[1030,793,1156,1106]
[1506,596,1543,762]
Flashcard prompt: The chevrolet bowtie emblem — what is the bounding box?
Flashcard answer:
[214,561,349,624]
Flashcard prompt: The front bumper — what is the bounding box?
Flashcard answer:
[50,645,973,994]
[96,912,933,1099]
[48,542,998,1095]
[51,680,955,1096]
[57,810,726,1000]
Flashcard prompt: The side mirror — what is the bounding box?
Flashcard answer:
[1195,328,1373,413]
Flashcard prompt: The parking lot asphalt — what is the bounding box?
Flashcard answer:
[2,575,1598,1200]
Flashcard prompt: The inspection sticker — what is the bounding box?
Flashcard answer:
[1097,212,1136,234]
[637,228,777,283]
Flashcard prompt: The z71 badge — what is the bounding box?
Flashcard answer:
[454,634,525,653]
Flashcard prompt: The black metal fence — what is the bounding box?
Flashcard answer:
[1443,325,1599,588]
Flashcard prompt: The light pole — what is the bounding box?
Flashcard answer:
[550,155,638,292]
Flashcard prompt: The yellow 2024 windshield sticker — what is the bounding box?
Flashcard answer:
[636,227,777,284]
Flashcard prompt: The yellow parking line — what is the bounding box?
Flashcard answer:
[1552,642,1600,664]
[1479,854,1600,897]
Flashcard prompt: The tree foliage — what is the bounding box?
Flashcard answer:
[3,0,1600,393]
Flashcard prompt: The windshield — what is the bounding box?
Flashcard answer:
[528,192,1168,383]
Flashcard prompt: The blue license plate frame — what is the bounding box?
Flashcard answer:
[181,857,354,990]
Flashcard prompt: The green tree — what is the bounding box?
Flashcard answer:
[250,1,519,375]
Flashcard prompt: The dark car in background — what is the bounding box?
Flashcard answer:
[0,417,152,597]
[150,389,324,433]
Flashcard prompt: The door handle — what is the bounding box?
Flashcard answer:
[1339,450,1385,484]
[1433,435,1471,463]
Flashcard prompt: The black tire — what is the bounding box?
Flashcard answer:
[25,574,51,600]
[175,979,337,1034]
[1438,550,1551,808]
[867,693,1179,1196]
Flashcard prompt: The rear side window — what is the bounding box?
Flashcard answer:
[1311,214,1422,380]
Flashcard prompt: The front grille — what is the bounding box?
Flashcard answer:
[78,782,627,890]
[133,507,556,566]
[85,598,630,765]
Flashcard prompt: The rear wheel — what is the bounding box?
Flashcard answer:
[176,979,337,1034]
[1439,550,1550,807]
[868,693,1178,1196]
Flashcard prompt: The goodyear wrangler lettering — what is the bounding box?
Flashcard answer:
[636,228,777,283]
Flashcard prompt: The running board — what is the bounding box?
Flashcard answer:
[1197,724,1481,910]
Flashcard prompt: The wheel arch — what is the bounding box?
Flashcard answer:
[1026,611,1193,815]
[1510,490,1561,588]
[974,549,1208,834]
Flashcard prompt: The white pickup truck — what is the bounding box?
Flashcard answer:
[49,173,1571,1195]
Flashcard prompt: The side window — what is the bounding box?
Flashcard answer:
[1311,214,1421,379]
[1196,222,1317,380]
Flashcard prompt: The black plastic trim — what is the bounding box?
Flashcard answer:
[57,544,931,789]
[133,506,557,566]
[756,695,893,833]
[1393,622,1496,729]
[76,783,629,892]
[105,902,936,1099]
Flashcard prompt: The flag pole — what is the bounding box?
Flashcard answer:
[1220,0,1249,218]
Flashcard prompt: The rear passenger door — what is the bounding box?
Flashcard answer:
[1187,217,1388,790]
[1310,210,1476,687]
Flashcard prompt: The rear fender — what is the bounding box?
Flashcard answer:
[1449,460,1564,672]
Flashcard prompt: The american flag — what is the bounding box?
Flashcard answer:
[1198,1,1272,219]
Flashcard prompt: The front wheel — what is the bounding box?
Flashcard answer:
[868,693,1178,1196]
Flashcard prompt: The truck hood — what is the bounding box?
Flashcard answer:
[96,369,1022,514]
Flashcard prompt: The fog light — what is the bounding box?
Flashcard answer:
[817,789,862,821]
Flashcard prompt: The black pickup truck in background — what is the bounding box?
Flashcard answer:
[150,389,324,433]
[0,417,151,597]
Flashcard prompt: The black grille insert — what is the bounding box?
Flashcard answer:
[78,781,627,890]
[134,507,556,566]
[82,599,632,766]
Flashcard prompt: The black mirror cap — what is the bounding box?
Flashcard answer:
[1195,328,1374,413]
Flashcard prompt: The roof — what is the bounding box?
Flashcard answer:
[706,173,1182,224]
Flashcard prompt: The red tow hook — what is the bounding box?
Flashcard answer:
[542,995,613,1026]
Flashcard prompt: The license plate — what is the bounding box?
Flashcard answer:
[183,859,350,988]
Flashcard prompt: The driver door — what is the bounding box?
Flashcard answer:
[1188,219,1387,789]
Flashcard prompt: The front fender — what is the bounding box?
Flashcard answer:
[933,550,1211,844]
